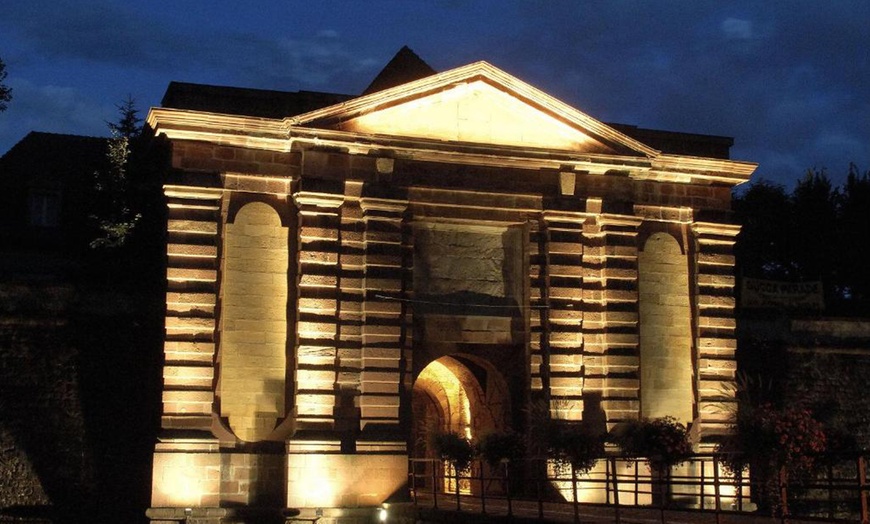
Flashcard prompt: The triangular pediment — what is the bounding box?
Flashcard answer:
[290,61,659,157]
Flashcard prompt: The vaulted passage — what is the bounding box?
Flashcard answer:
[412,355,510,459]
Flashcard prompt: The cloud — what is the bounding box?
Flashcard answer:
[721,18,754,40]
[1,1,867,187]
[0,77,115,153]
[473,1,870,185]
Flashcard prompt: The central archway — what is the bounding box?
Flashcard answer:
[411,354,511,460]
[411,354,512,495]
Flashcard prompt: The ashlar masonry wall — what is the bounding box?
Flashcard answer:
[220,202,289,442]
[638,232,694,423]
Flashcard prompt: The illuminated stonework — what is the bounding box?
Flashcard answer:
[146,59,755,522]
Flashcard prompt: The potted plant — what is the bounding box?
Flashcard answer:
[717,402,826,515]
[610,417,692,506]
[433,432,475,493]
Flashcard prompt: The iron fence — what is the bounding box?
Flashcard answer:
[409,453,870,524]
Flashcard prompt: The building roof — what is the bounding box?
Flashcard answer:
[160,82,354,120]
[362,45,437,95]
[608,123,734,160]
[0,131,108,175]
[157,47,736,160]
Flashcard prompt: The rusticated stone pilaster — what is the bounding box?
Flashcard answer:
[358,198,408,434]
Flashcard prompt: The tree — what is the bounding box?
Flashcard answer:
[734,167,870,313]
[790,170,839,295]
[837,165,870,309]
[107,95,142,139]
[0,56,12,112]
[733,180,795,280]
[89,97,143,248]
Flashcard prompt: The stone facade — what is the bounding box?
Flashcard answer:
[146,60,755,521]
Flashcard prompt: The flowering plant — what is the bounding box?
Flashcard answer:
[611,416,692,468]
[548,422,605,474]
[717,402,827,513]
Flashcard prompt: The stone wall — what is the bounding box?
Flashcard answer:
[784,319,870,449]
[0,279,162,523]
[637,232,693,423]
[220,202,289,442]
[738,317,870,450]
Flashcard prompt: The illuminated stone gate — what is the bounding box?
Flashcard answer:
[145,60,755,522]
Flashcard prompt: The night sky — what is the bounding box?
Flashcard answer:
[1,1,868,188]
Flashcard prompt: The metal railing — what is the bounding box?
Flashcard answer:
[409,453,870,524]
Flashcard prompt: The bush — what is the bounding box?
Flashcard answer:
[433,432,475,474]
[549,423,605,474]
[611,417,692,468]
[717,402,827,513]
[477,431,524,468]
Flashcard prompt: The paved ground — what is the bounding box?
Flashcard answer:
[407,493,836,524]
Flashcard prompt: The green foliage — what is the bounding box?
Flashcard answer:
[0,56,11,112]
[90,99,145,249]
[107,95,143,139]
[717,402,827,513]
[90,135,141,248]
[548,422,605,474]
[734,165,870,313]
[610,417,692,468]
[432,432,475,474]
[476,431,524,468]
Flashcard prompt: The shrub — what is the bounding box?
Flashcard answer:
[717,402,826,513]
[611,416,692,468]
[476,431,524,468]
[549,422,605,474]
[432,432,475,474]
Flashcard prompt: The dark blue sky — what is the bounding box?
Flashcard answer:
[1,1,868,188]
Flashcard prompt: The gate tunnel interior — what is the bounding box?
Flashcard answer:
[411,354,511,458]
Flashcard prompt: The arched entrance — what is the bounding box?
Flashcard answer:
[411,354,512,493]
[412,354,511,451]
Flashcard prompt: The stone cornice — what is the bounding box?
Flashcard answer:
[148,108,757,187]
[691,222,742,238]
[292,191,345,209]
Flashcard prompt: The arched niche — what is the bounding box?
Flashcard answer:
[219,201,289,442]
[637,232,694,424]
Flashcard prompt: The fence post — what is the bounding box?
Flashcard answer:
[713,455,722,524]
[537,459,544,519]
[858,455,868,524]
[828,461,835,521]
[572,462,579,524]
[779,466,789,524]
[505,460,512,517]
[610,457,621,524]
[659,465,666,524]
[410,459,417,509]
[456,464,461,511]
[634,460,640,504]
[433,460,439,509]
[479,460,486,515]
